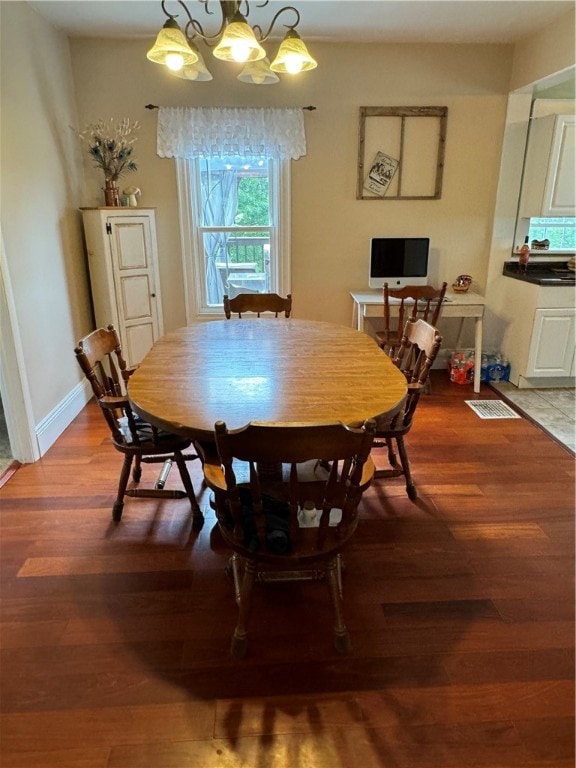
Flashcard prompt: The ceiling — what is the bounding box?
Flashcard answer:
[26,0,576,44]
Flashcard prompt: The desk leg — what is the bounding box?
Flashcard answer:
[352,302,358,330]
[352,303,365,332]
[473,315,483,394]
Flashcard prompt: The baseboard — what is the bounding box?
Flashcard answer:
[36,380,93,457]
[517,374,576,389]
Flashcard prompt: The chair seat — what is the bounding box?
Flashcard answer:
[113,427,191,454]
[217,485,357,566]
[117,417,190,449]
[375,328,401,348]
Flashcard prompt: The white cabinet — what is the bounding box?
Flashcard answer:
[525,308,575,378]
[499,281,575,388]
[81,208,164,367]
[519,114,575,217]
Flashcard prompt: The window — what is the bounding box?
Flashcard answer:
[176,155,291,319]
[528,217,576,250]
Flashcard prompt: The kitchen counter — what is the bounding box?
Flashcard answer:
[502,261,575,286]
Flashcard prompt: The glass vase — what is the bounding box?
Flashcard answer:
[103,178,120,207]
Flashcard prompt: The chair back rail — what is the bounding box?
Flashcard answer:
[378,282,447,354]
[223,292,292,319]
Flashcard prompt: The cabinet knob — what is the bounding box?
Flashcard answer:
[151,293,156,298]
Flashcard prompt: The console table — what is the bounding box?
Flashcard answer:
[350,289,486,393]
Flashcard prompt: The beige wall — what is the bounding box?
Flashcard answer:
[70,37,513,331]
[510,6,576,92]
[0,2,92,427]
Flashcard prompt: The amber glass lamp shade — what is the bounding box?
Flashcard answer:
[213,13,266,63]
[146,18,198,72]
[238,57,279,85]
[173,41,213,81]
[270,29,317,74]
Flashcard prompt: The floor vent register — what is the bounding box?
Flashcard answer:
[465,400,521,419]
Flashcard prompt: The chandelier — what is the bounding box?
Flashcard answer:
[147,0,318,85]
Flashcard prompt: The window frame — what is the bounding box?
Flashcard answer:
[176,157,292,322]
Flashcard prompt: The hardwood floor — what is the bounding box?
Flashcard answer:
[1,372,574,768]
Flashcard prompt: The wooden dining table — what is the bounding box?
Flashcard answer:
[128,319,407,442]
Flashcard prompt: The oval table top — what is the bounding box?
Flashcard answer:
[128,319,407,441]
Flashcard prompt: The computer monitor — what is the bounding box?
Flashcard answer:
[369,237,429,289]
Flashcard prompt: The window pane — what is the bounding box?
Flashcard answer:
[202,230,271,305]
[528,217,576,249]
[199,157,269,227]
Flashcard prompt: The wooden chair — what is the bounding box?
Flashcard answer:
[223,292,292,319]
[375,282,447,355]
[203,419,376,657]
[74,325,203,524]
[373,318,442,499]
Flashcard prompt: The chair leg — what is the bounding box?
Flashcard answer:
[386,437,402,471]
[229,553,242,606]
[325,557,352,654]
[173,452,203,522]
[113,454,134,522]
[395,436,418,500]
[231,558,256,659]
[132,456,142,483]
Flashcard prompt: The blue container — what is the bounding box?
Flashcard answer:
[481,353,510,383]
[486,362,510,383]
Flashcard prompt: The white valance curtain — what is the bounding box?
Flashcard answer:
[156,106,306,160]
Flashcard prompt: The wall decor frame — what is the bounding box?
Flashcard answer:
[357,106,448,200]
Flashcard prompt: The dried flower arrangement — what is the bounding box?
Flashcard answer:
[79,118,140,182]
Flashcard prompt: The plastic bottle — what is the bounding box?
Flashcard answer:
[519,236,530,272]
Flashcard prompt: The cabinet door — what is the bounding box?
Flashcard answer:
[519,114,576,217]
[526,308,575,378]
[543,115,575,216]
[107,214,163,366]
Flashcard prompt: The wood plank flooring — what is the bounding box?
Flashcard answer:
[1,372,574,768]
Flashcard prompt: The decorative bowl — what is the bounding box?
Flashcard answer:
[452,274,472,293]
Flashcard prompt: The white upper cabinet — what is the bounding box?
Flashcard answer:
[519,114,575,218]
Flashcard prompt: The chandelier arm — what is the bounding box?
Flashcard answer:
[199,0,216,16]
[241,1,271,14]
[160,0,180,19]
[160,0,227,42]
[257,6,300,42]
[186,17,226,41]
